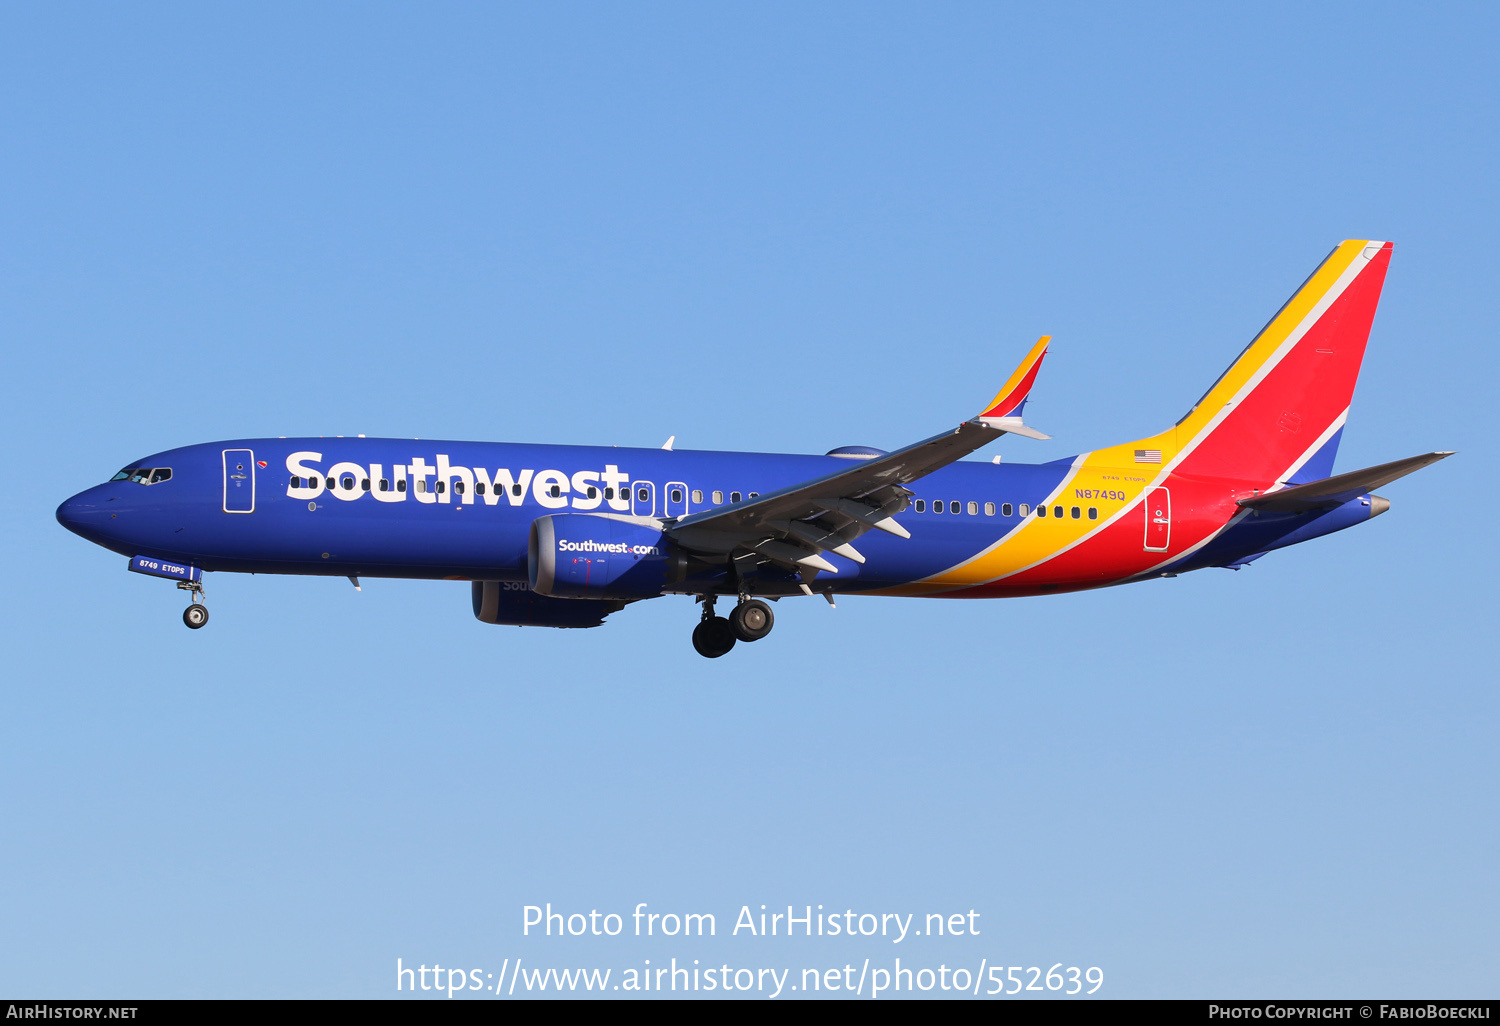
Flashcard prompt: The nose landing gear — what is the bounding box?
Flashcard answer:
[179,581,209,629]
[125,557,210,629]
[690,596,776,657]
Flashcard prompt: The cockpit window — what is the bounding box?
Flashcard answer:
[111,467,173,485]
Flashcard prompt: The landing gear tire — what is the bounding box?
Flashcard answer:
[183,604,209,629]
[730,599,774,642]
[691,616,737,658]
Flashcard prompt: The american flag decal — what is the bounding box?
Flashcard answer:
[1134,449,1163,464]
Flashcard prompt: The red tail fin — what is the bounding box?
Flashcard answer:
[1104,240,1392,486]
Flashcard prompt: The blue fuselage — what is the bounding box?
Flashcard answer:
[56,437,1078,590]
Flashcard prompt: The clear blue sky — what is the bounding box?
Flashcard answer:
[2,2,1495,999]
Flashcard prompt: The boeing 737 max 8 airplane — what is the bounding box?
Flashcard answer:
[57,240,1451,657]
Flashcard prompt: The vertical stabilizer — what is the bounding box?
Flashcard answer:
[1102,240,1392,488]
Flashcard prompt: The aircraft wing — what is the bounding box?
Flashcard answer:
[666,337,1050,579]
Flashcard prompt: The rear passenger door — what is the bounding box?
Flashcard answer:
[1143,487,1170,551]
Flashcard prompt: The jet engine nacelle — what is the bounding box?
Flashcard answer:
[471,581,624,628]
[528,513,680,600]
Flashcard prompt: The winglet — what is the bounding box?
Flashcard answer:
[976,335,1051,438]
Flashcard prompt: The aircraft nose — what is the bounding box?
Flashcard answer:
[56,494,91,533]
[56,488,115,540]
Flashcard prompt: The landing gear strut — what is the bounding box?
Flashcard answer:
[179,580,209,629]
[691,595,736,658]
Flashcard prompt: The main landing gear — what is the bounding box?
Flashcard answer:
[179,581,209,630]
[691,596,775,658]
[730,599,774,641]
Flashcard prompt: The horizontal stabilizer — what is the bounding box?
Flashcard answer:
[1239,451,1454,513]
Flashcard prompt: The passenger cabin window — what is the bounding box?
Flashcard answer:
[361,479,371,491]
[1001,503,1013,517]
[933,500,943,514]
[604,487,613,499]
[587,486,597,499]
[512,484,522,496]
[984,502,995,516]
[327,477,337,489]
[949,501,960,514]
[712,490,724,504]
[454,482,464,494]
[1088,507,1098,519]
[1037,505,1046,517]
[915,499,926,513]
[475,483,485,495]
[552,485,563,498]
[692,489,703,503]
[290,476,301,488]
[1053,506,1064,518]
[968,501,979,515]
[1071,506,1080,519]
[749,492,759,499]
[397,480,407,492]
[1019,504,1030,516]
[416,480,425,493]
[380,479,390,491]
[730,491,742,503]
